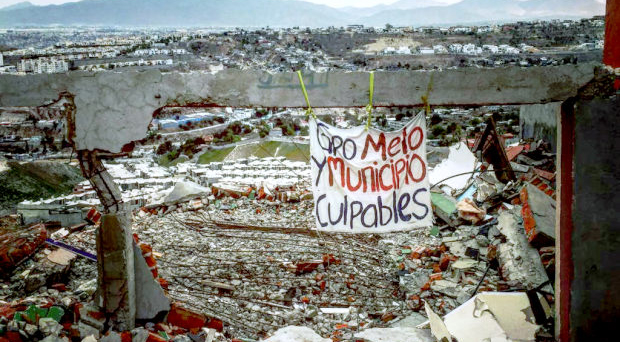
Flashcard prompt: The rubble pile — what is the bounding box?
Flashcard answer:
[132,210,425,340]
[0,132,560,341]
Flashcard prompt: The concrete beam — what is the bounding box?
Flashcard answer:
[0,63,598,153]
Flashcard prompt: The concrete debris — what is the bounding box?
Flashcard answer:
[424,301,452,342]
[430,192,458,226]
[354,327,434,342]
[0,127,562,341]
[495,209,551,291]
[520,183,556,248]
[441,292,542,342]
[456,198,486,224]
[133,244,170,320]
[263,326,331,342]
[46,248,77,266]
[164,181,211,205]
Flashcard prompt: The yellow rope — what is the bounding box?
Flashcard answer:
[365,71,374,131]
[296,70,316,119]
[421,73,434,115]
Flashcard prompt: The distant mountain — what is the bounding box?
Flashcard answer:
[342,0,447,19]
[362,0,605,26]
[0,1,35,11]
[0,0,605,27]
[0,0,350,27]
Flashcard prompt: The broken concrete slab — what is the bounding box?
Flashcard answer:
[134,244,170,320]
[424,301,452,342]
[47,248,77,266]
[520,183,556,248]
[390,312,427,328]
[263,326,331,342]
[442,292,540,342]
[163,181,210,205]
[354,327,434,342]
[495,209,550,291]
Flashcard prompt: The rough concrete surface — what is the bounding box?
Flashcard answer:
[134,244,170,320]
[0,64,598,152]
[520,102,559,152]
[571,97,620,341]
[97,214,136,331]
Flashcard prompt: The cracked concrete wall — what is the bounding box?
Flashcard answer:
[520,102,560,152]
[0,63,597,153]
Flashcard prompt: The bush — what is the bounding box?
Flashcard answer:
[156,141,173,155]
[431,125,446,137]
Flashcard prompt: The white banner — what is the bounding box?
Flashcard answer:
[310,113,432,233]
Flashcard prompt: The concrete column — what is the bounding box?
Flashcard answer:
[557,96,620,341]
[78,150,135,331]
[97,214,136,331]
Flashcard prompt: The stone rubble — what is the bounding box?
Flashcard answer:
[0,138,559,341]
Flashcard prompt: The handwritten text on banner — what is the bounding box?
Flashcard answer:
[310,113,432,233]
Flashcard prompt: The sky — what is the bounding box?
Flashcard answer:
[0,0,461,9]
[0,0,607,9]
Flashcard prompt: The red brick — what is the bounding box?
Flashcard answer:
[420,282,430,291]
[439,254,457,271]
[430,273,442,281]
[120,331,132,342]
[4,331,22,342]
[206,318,224,332]
[166,303,207,333]
[51,283,67,292]
[0,305,17,319]
[295,260,322,275]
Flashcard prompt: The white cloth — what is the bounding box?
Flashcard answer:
[310,113,431,233]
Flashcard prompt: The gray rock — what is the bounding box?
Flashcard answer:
[475,235,490,247]
[131,327,150,342]
[24,323,38,336]
[391,312,427,328]
[41,335,69,342]
[79,322,100,340]
[100,331,123,342]
[172,335,192,342]
[39,317,63,336]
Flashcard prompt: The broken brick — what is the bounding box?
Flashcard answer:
[295,260,322,275]
[520,183,556,248]
[206,317,224,332]
[166,303,207,333]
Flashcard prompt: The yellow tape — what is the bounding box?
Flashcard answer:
[296,70,316,119]
[365,71,375,131]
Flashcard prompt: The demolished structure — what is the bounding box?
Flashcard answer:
[0,22,619,341]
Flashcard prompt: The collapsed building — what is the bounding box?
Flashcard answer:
[0,15,619,342]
